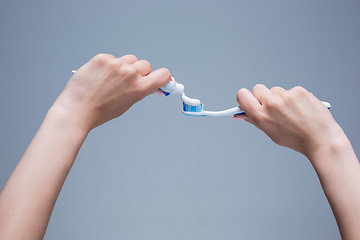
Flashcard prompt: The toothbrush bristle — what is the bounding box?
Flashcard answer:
[183,102,203,112]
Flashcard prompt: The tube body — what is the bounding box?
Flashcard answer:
[160,77,184,96]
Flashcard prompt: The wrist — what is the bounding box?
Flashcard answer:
[47,99,92,135]
[306,128,354,167]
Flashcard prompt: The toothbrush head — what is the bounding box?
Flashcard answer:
[181,92,206,116]
[183,102,203,112]
[182,102,207,116]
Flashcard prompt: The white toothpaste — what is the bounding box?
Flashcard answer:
[181,92,201,106]
[159,77,201,106]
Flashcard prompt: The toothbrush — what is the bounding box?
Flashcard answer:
[156,76,332,117]
[182,99,331,117]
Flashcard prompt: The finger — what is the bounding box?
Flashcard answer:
[232,114,256,124]
[143,68,171,94]
[117,54,138,64]
[270,86,286,95]
[236,88,262,118]
[132,60,151,76]
[252,84,272,104]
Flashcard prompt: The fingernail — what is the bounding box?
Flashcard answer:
[153,90,165,95]
[232,115,244,120]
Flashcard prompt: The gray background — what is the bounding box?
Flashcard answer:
[0,0,359,239]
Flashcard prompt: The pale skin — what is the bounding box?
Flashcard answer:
[0,53,171,239]
[235,85,360,240]
[0,55,359,240]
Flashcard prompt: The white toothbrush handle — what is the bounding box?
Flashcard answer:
[184,101,331,117]
[182,106,244,117]
[321,101,331,109]
[202,106,244,117]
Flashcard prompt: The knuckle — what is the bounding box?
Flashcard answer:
[282,91,292,99]
[92,53,113,65]
[252,112,266,125]
[282,92,293,102]
[122,65,137,77]
[126,54,138,61]
[113,60,124,69]
[265,97,279,109]
[141,60,151,74]
[109,59,121,70]
[94,53,107,60]
[270,86,280,92]
[282,92,301,107]
[292,86,307,95]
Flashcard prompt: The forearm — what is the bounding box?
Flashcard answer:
[308,133,360,240]
[0,103,89,240]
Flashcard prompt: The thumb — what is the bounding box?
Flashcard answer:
[143,68,171,94]
[236,88,262,119]
[236,88,261,120]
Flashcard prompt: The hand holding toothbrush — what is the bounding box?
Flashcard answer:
[234,84,360,240]
[234,84,339,156]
